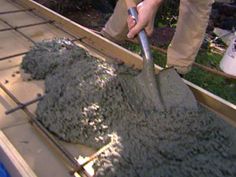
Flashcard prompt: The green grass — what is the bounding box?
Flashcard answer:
[185,51,236,104]
[194,51,222,69]
[185,67,236,104]
[122,43,236,104]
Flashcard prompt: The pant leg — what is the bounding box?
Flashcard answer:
[167,0,214,74]
[102,0,141,42]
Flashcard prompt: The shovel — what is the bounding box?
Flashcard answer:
[121,5,198,111]
[126,6,164,111]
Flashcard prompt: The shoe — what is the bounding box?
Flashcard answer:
[165,64,191,77]
[165,65,185,78]
[178,73,184,78]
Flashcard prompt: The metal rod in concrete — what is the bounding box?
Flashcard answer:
[0,8,34,15]
[0,51,28,61]
[5,96,44,115]
[0,20,54,32]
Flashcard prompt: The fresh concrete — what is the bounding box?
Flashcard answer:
[22,39,236,177]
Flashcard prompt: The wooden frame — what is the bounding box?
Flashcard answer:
[15,0,236,124]
[0,131,37,177]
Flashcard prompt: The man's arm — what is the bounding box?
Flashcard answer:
[125,0,163,38]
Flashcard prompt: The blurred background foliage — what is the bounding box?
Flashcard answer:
[36,0,180,27]
[155,0,180,27]
[35,0,117,14]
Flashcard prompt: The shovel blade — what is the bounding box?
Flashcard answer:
[157,68,198,111]
[119,68,198,112]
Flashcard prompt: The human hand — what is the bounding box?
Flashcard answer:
[127,0,162,39]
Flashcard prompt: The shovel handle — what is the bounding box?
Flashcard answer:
[128,7,153,66]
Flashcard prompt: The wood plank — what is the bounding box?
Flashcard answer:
[1,0,19,12]
[185,80,236,125]
[0,30,32,57]
[0,130,37,177]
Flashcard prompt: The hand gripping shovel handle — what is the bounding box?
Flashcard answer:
[128,7,155,73]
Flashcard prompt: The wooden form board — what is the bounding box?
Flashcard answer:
[0,130,37,177]
[16,0,236,123]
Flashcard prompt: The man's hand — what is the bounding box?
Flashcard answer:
[127,0,163,39]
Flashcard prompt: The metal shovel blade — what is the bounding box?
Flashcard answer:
[156,68,198,111]
[125,7,198,112]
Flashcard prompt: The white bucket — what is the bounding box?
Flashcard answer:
[220,36,236,76]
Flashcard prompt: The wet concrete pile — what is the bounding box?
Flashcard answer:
[94,107,236,177]
[22,39,77,79]
[22,39,139,148]
[22,39,236,177]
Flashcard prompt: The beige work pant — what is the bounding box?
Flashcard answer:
[103,0,214,74]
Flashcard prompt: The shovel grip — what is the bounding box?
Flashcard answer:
[128,7,153,66]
